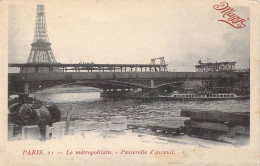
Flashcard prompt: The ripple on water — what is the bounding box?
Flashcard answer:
[35,87,250,127]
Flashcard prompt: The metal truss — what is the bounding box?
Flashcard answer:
[27,4,57,64]
[195,61,236,72]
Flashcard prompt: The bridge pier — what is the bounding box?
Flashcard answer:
[24,82,29,94]
[150,80,154,88]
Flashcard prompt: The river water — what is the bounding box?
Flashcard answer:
[34,85,250,128]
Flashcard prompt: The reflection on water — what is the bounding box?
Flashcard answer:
[36,92,101,103]
[35,85,102,103]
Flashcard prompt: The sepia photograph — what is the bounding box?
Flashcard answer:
[1,0,260,165]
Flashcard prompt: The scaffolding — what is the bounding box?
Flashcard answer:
[195,60,236,72]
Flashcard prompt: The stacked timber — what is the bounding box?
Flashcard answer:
[180,109,249,143]
[181,109,249,127]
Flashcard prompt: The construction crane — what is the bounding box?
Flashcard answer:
[150,57,167,72]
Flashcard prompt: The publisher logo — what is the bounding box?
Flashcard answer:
[213,2,248,29]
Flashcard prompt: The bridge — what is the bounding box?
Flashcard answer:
[8,63,242,98]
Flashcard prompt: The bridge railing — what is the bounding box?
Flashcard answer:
[8,63,168,73]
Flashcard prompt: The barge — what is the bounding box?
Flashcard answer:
[180,109,249,145]
[159,93,249,100]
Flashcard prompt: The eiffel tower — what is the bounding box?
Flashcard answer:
[27,4,57,64]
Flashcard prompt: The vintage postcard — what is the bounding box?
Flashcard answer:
[0,0,260,165]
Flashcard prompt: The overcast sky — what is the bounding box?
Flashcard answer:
[8,0,250,71]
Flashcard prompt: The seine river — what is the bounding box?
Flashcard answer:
[33,85,250,127]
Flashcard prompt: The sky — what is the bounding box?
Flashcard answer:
[8,0,250,71]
